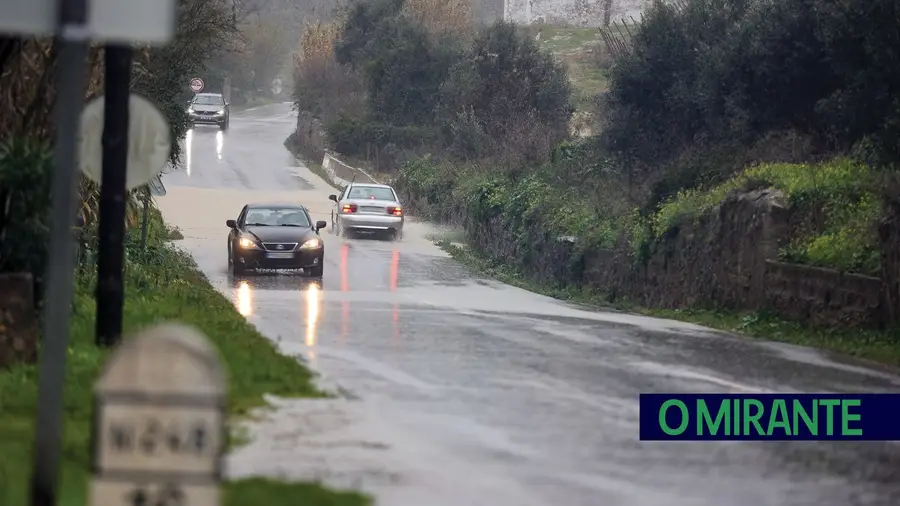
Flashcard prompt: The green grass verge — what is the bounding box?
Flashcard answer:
[0,213,370,506]
[437,240,900,367]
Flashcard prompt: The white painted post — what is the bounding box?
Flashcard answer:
[88,323,226,506]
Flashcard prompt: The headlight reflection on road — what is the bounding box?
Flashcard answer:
[215,131,224,160]
[340,243,349,292]
[185,129,193,176]
[305,282,320,349]
[340,243,350,343]
[236,280,251,316]
[390,249,400,346]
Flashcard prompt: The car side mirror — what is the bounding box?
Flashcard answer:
[315,220,327,231]
[226,219,236,228]
[328,194,337,202]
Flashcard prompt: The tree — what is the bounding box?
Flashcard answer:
[439,21,572,164]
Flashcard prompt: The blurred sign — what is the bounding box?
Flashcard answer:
[148,175,166,196]
[88,323,225,506]
[190,77,204,93]
[79,94,172,190]
[0,0,175,43]
[271,78,283,96]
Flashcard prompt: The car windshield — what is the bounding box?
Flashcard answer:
[347,186,395,201]
[193,95,224,106]
[244,208,310,227]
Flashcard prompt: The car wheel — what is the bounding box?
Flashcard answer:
[220,121,228,131]
[232,258,246,275]
[308,264,323,277]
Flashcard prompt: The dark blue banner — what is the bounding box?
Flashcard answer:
[639,394,900,441]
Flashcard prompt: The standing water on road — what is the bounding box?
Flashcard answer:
[155,104,900,506]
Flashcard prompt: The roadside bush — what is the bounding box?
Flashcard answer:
[439,21,572,167]
[293,21,365,125]
[601,0,900,208]
[326,116,437,158]
[644,158,882,275]
[289,1,573,170]
[0,139,53,281]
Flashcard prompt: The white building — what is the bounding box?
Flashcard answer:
[502,0,646,27]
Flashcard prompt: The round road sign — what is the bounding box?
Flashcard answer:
[79,94,172,190]
[189,77,204,93]
[271,78,283,96]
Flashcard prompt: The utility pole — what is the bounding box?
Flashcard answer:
[94,44,133,347]
[30,0,90,502]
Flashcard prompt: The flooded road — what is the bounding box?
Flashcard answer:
[156,103,900,506]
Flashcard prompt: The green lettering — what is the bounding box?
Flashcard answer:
[841,399,862,436]
[733,398,740,435]
[819,399,840,435]
[792,399,817,435]
[743,399,765,435]
[697,399,729,435]
[766,400,791,435]
[659,400,689,435]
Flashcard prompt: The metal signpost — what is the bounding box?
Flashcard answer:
[190,77,204,93]
[0,1,177,505]
[79,93,172,347]
[140,175,167,249]
[89,323,225,506]
[95,44,133,348]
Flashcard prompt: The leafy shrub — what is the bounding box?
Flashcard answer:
[602,0,900,209]
[293,2,572,169]
[645,158,882,274]
[439,20,572,166]
[0,138,53,280]
[326,116,437,157]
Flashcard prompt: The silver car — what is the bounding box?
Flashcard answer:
[187,92,230,130]
[329,183,404,240]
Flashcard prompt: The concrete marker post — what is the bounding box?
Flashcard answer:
[88,323,226,506]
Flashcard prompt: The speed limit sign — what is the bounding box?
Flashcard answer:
[189,77,204,93]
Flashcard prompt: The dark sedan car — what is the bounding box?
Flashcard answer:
[226,203,327,276]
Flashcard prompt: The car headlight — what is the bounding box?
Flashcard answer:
[299,238,322,249]
[239,237,260,249]
[187,107,194,114]
[215,109,224,115]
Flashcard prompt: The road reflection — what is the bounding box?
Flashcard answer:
[341,243,350,345]
[185,129,193,175]
[236,280,251,315]
[391,249,400,346]
[216,131,224,160]
[306,282,320,347]
[305,282,320,363]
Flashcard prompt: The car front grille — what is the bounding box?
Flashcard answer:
[263,243,297,251]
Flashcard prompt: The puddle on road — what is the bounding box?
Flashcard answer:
[288,170,316,190]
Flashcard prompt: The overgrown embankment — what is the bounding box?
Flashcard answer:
[287,0,900,362]
[395,155,900,363]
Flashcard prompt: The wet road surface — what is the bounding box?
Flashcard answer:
[156,104,900,506]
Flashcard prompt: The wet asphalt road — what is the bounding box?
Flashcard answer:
[156,104,900,506]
